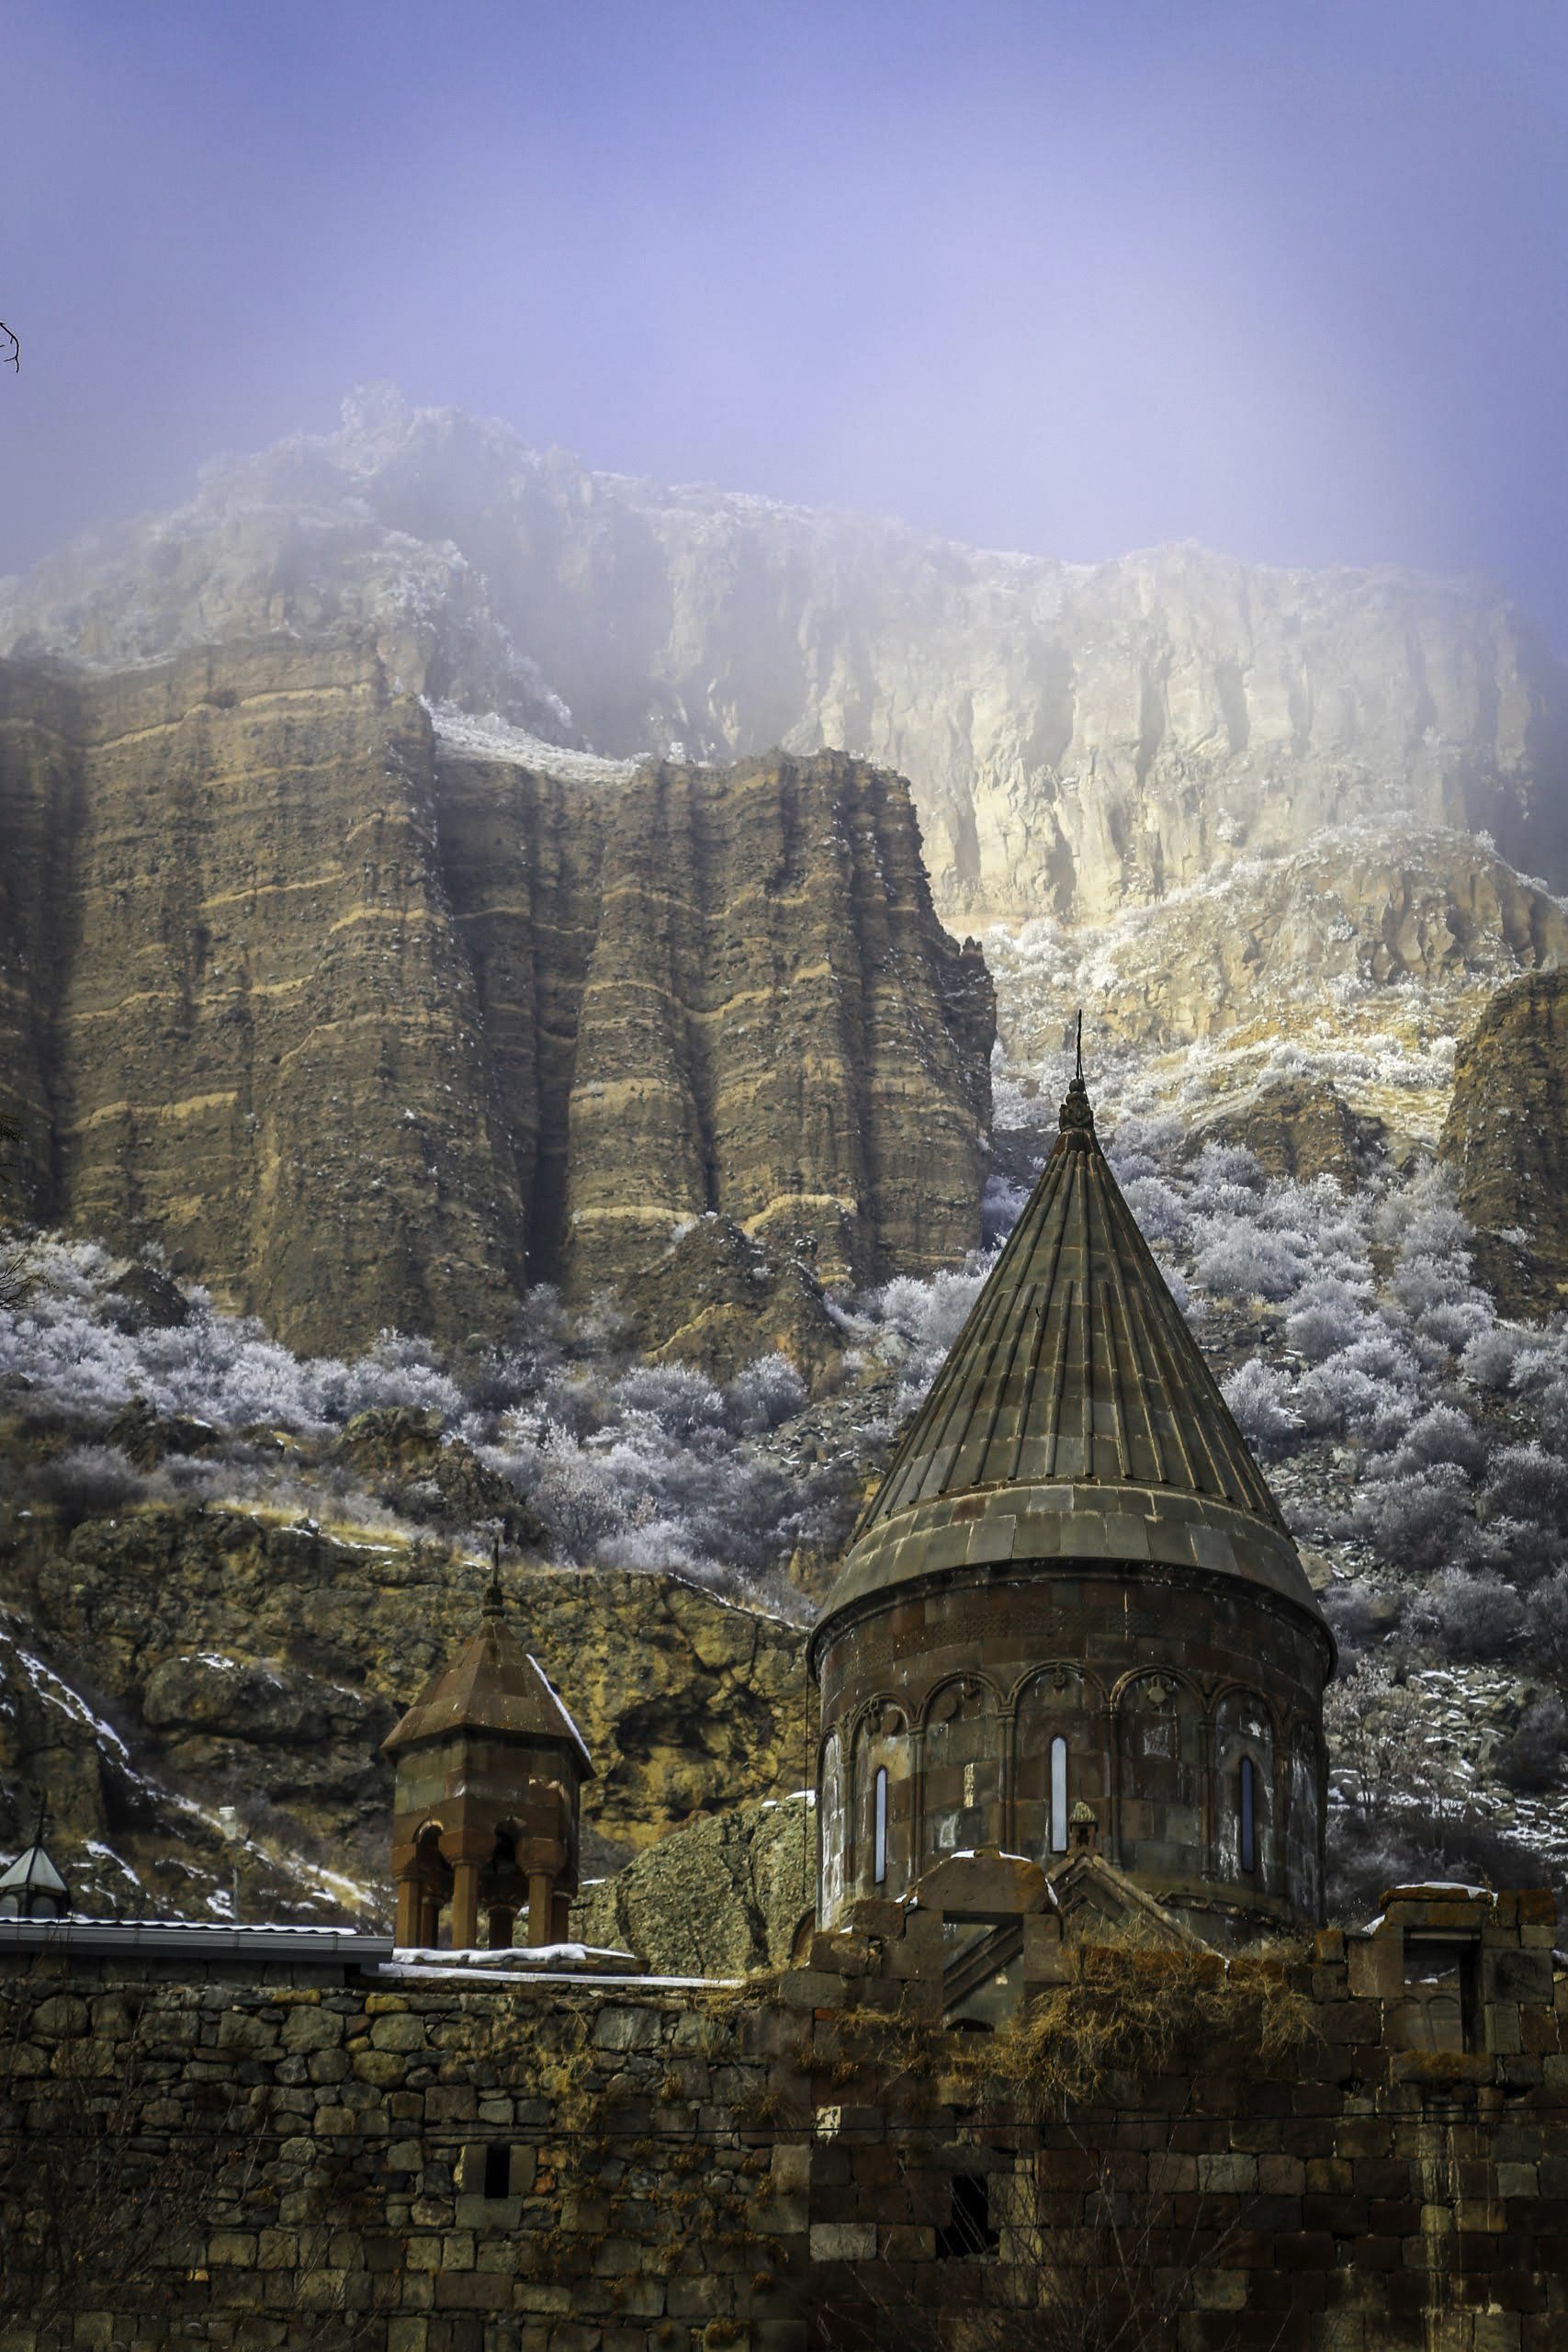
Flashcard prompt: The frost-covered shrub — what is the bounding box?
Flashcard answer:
[1408,1566,1524,1661]
[1415,1299,1494,1354]
[1349,1463,1469,1570]
[1481,1442,1568,1533]
[613,1363,726,1442]
[981,1172,1028,1245]
[1372,1165,1470,1260]
[1459,1320,1546,1395]
[1190,1220,1308,1304]
[1221,1359,1302,1455]
[1461,1514,1561,1590]
[1379,1406,1488,1482]
[1104,1111,1186,1184]
[521,1430,626,1562]
[1296,1360,1413,1449]
[727,1353,807,1435]
[1336,1331,1420,1389]
[1118,1175,1190,1248]
[1285,1276,1372,1363]
[1189,1142,1265,1197]
[1390,1254,1477,1320]
[869,1265,990,1356]
[1495,1700,1567,1793]
[1523,1570,1568,1681]
[1321,1581,1392,1655]
[316,1332,465,1426]
[24,1442,145,1524]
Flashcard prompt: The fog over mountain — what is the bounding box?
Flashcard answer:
[7,387,1567,926]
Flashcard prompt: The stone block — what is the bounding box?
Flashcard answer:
[847,1899,904,1939]
[1197,2154,1258,2194]
[434,2273,513,2309]
[808,2222,876,2260]
[592,2006,663,2052]
[1485,1950,1554,2006]
[457,2194,522,2230]
[282,2006,344,2053]
[206,2231,257,2267]
[1347,1937,1403,2001]
[370,2014,429,2052]
[425,2085,478,2122]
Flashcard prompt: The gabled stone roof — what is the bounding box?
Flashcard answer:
[818,1064,1325,1627]
[382,1588,593,1774]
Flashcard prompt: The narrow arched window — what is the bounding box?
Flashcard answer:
[1050,1736,1068,1854]
[1240,1756,1256,1874]
[874,1767,888,1885]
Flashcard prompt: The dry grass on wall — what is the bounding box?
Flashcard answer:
[965,1936,1318,2116]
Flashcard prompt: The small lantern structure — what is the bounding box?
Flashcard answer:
[0,1800,70,1920]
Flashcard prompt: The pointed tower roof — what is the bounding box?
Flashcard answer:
[382,1564,593,1773]
[818,1051,1325,1634]
[0,1799,69,1917]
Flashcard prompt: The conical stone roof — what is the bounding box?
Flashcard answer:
[818,1061,1324,1631]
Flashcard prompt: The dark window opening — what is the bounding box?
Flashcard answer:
[1239,1756,1256,1874]
[936,2172,998,2259]
[1397,1939,1482,2053]
[483,2143,511,2199]
[874,1766,888,1884]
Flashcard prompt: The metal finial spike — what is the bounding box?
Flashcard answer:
[484,1533,504,1617]
[33,1793,48,1847]
[1057,1009,1096,1147]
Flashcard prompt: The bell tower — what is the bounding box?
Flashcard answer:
[383,1555,592,1951]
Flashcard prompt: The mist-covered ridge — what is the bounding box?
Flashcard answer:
[6,384,1566,922]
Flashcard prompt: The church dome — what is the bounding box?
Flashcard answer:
[810,1056,1334,1943]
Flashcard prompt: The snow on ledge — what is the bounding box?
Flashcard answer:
[427,701,642,785]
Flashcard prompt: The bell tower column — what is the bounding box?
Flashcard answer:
[451,1859,481,1950]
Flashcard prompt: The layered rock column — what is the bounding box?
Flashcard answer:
[0,650,994,1351]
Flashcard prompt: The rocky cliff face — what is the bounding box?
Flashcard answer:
[1439,968,1568,1316]
[1,1503,807,1918]
[6,388,1564,926]
[0,638,991,1353]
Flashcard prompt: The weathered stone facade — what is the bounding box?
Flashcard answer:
[3,1880,1566,2350]
[814,1570,1328,1941]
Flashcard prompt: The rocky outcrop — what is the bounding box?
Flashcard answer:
[570,1792,815,1975]
[3,1505,809,1917]
[1193,1080,1382,1187]
[1439,969,1568,1317]
[332,1408,545,1546]
[6,390,1565,925]
[0,639,991,1353]
[990,826,1568,1072]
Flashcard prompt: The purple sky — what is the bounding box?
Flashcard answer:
[6,0,1568,640]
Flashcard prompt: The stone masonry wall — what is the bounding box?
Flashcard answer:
[2,1883,1566,2351]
